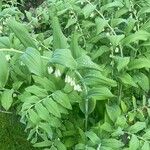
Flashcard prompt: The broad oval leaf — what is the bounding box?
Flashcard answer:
[1,89,13,111]
[0,52,9,88]
[51,49,77,69]
[7,19,37,49]
[88,87,114,100]
[52,90,72,110]
[43,98,61,118]
[21,47,44,76]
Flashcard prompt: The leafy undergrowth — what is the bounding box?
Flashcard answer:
[0,0,150,149]
[0,113,36,150]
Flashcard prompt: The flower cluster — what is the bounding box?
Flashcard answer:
[65,75,82,92]
[47,67,82,92]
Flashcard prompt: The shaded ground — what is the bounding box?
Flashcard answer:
[0,112,35,150]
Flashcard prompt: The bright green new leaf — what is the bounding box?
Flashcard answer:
[21,48,44,76]
[1,89,13,111]
[0,52,9,88]
[51,49,77,69]
[7,19,37,49]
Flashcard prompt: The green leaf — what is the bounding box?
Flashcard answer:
[138,7,150,16]
[33,141,52,147]
[102,138,124,149]
[54,140,66,150]
[0,52,9,88]
[134,73,149,92]
[95,17,108,34]
[77,54,101,70]
[32,76,56,92]
[34,103,50,121]
[121,30,150,46]
[119,73,137,87]
[82,4,96,18]
[51,49,77,69]
[25,85,48,98]
[65,18,77,29]
[101,1,123,12]
[79,99,96,114]
[109,34,125,46]
[88,87,114,100]
[128,57,150,70]
[28,109,40,124]
[70,32,82,59]
[52,90,72,109]
[141,141,150,150]
[39,122,53,139]
[106,104,121,123]
[0,36,11,48]
[128,122,146,134]
[85,131,100,144]
[1,89,13,110]
[43,98,61,118]
[91,46,109,60]
[129,134,139,150]
[115,56,130,71]
[21,48,44,76]
[51,16,68,49]
[143,130,150,140]
[7,19,37,49]
[84,70,117,87]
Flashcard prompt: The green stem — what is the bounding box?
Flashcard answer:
[75,71,88,131]
[0,48,49,60]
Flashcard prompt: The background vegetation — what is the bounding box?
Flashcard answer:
[0,0,150,149]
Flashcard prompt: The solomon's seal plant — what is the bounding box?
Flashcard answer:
[0,0,150,149]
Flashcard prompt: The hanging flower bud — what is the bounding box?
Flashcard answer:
[47,66,53,74]
[5,55,11,61]
[54,69,61,77]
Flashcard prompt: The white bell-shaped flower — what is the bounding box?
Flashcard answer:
[5,55,11,61]
[47,66,53,74]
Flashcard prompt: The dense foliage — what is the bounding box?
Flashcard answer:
[0,0,150,149]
